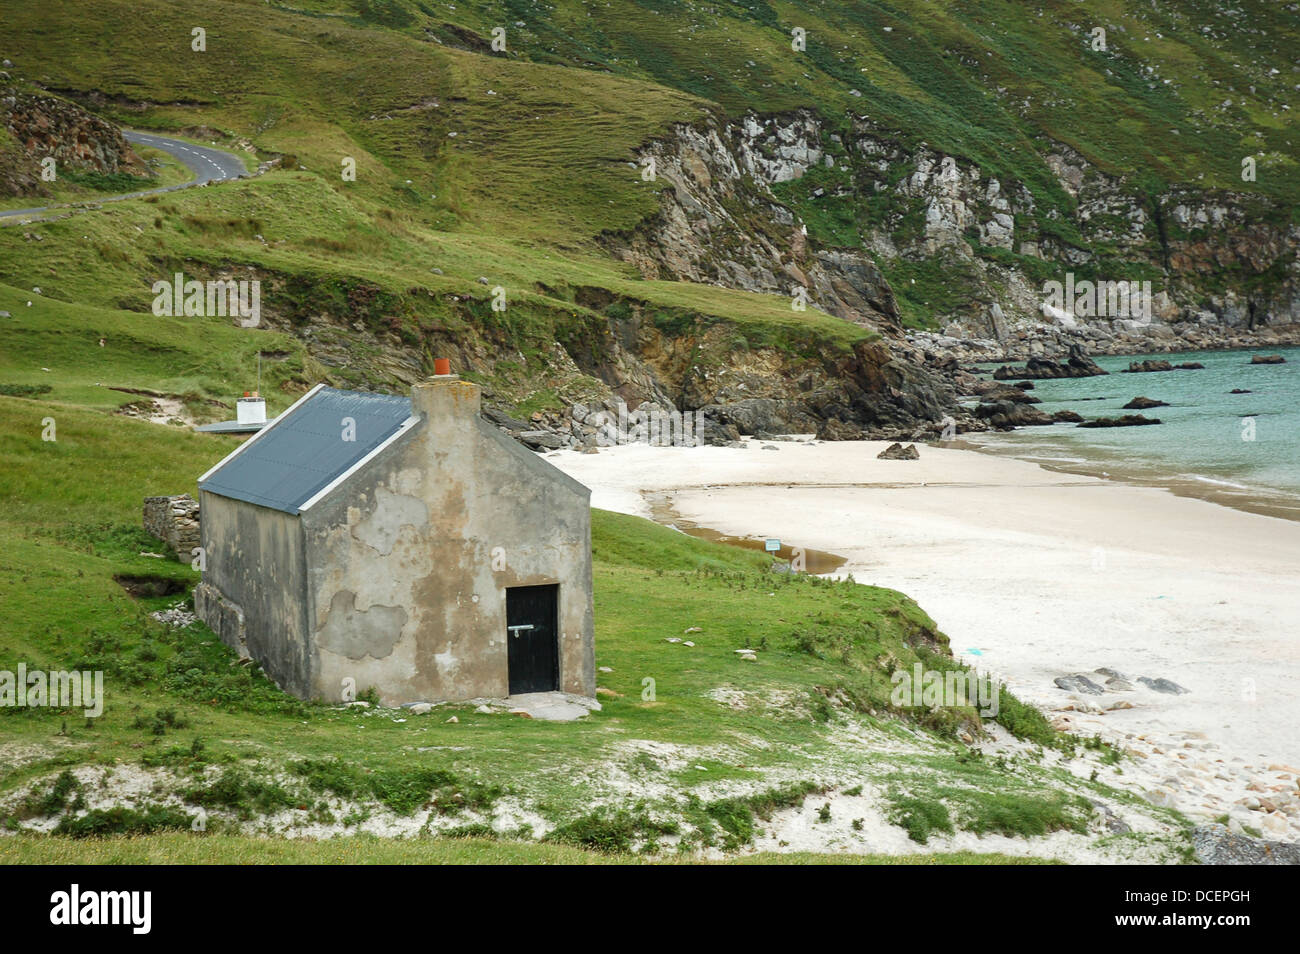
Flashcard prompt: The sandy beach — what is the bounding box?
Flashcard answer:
[550,438,1300,841]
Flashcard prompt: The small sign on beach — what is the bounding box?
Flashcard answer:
[764,538,781,552]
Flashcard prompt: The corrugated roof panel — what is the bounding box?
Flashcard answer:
[199,387,413,514]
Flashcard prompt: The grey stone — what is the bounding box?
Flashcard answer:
[1192,824,1300,865]
[1054,674,1106,695]
[877,442,920,460]
[1138,676,1190,695]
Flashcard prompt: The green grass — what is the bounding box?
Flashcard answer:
[0,0,1224,863]
[0,833,1055,865]
[2,0,1291,369]
[0,376,1151,859]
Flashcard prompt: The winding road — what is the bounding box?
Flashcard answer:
[0,130,250,221]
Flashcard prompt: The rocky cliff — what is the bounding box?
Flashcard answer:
[1,83,147,196]
[730,110,1299,361]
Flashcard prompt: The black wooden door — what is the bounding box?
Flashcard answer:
[506,584,559,694]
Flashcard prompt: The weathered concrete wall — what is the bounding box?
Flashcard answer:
[301,376,594,705]
[194,491,312,695]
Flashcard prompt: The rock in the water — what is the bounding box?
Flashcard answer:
[993,345,1106,380]
[877,442,920,460]
[1138,676,1190,695]
[1123,359,1171,373]
[1052,410,1083,423]
[1122,397,1169,410]
[1077,414,1161,428]
[1192,823,1300,864]
[974,400,1054,428]
[981,385,1041,404]
[1229,388,1252,394]
[1055,674,1105,695]
[1250,354,1286,365]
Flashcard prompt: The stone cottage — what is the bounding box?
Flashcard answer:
[193,371,595,705]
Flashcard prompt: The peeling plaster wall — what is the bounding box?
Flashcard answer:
[195,491,312,695]
[301,377,594,705]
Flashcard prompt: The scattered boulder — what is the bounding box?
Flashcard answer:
[1051,410,1083,423]
[877,442,920,460]
[1122,360,1205,373]
[1250,354,1286,364]
[1122,397,1168,410]
[1077,414,1161,428]
[1137,676,1190,695]
[518,429,565,450]
[974,400,1054,428]
[982,385,1041,404]
[1054,674,1105,695]
[993,345,1106,380]
[1123,359,1172,373]
[1229,388,1252,394]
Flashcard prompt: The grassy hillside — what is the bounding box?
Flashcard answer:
[0,377,1187,860]
[1,1,1292,402]
[0,0,1260,861]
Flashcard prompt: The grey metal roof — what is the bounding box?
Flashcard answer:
[193,418,277,434]
[199,387,413,514]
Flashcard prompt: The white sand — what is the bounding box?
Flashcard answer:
[549,438,1300,838]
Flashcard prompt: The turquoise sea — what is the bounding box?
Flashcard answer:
[965,346,1300,520]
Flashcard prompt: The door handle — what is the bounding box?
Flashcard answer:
[508,624,535,638]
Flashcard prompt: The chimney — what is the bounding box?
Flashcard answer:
[237,391,267,425]
[411,366,480,426]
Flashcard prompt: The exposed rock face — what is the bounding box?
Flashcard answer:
[653,111,1300,358]
[816,418,863,441]
[607,112,901,331]
[1,87,147,195]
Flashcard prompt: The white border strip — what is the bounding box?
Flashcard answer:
[197,382,327,484]
[297,415,421,514]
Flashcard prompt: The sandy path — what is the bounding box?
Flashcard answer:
[549,438,1300,839]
